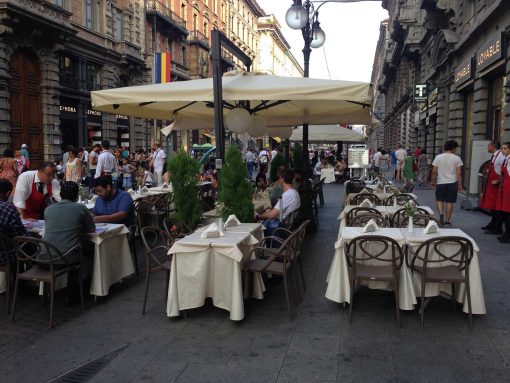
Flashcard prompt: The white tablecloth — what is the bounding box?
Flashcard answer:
[5,222,135,297]
[321,168,336,184]
[166,225,265,321]
[325,227,486,314]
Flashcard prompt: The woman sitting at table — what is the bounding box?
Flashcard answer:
[334,158,347,184]
[255,164,268,190]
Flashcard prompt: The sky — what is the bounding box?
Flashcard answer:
[256,0,389,82]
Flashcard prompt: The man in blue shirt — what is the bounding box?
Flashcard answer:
[92,176,135,227]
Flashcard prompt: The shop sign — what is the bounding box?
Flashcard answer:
[414,84,428,103]
[116,114,129,126]
[87,108,102,124]
[455,58,473,88]
[477,32,504,73]
[60,101,77,119]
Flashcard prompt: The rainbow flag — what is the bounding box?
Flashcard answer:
[153,52,171,83]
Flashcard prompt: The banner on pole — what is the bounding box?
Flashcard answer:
[153,52,171,84]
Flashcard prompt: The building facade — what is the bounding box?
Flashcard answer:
[375,0,510,191]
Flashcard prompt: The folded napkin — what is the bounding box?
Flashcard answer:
[360,199,374,208]
[224,214,241,228]
[141,186,149,193]
[362,218,379,233]
[127,188,134,193]
[423,220,439,234]
[89,195,98,203]
[361,188,371,194]
[161,183,170,189]
[200,223,224,238]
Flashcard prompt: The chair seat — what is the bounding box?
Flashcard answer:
[250,258,289,274]
[351,263,395,281]
[17,265,69,283]
[414,265,465,282]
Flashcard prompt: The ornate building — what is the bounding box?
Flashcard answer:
[375,0,510,192]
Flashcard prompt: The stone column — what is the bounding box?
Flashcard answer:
[101,62,121,144]
[472,77,489,139]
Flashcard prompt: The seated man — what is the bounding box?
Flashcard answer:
[256,169,301,233]
[13,162,61,220]
[92,176,135,227]
[0,179,28,265]
[43,181,96,265]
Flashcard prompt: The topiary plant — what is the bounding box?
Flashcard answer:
[292,143,304,172]
[218,145,254,222]
[167,150,202,229]
[269,153,285,183]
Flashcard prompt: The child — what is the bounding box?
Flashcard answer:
[120,158,136,190]
[142,164,153,188]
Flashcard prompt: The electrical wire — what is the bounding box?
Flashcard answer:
[322,45,332,79]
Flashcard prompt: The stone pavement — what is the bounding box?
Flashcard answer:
[1,183,510,382]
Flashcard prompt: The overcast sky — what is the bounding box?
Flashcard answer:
[256,0,388,82]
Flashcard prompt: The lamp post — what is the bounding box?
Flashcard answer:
[285,0,378,174]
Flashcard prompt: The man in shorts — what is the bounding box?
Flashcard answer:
[430,140,463,227]
[395,144,407,182]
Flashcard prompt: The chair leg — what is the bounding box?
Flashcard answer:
[394,278,400,328]
[348,278,355,324]
[420,279,426,329]
[5,266,10,314]
[298,258,306,291]
[78,272,85,312]
[451,283,456,312]
[131,237,139,278]
[164,270,170,303]
[465,280,473,332]
[10,277,19,322]
[142,268,150,315]
[49,282,55,329]
[283,272,293,320]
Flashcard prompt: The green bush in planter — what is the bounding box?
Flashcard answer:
[292,143,304,172]
[269,153,285,183]
[218,145,254,222]
[167,150,202,229]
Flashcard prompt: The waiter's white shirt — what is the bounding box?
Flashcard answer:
[153,148,167,172]
[13,170,61,210]
[95,150,117,178]
[492,150,505,176]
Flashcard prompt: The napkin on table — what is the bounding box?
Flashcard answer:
[360,199,374,208]
[423,220,439,234]
[362,218,379,233]
[161,183,170,189]
[141,186,149,193]
[361,188,372,194]
[89,195,98,203]
[200,223,224,238]
[224,214,241,228]
[127,188,134,193]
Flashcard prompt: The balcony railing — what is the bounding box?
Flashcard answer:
[171,60,190,80]
[188,30,209,48]
[146,0,187,31]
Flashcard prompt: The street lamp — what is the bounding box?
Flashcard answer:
[285,0,377,173]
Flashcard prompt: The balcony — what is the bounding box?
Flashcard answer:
[146,0,188,36]
[171,60,191,80]
[188,30,209,50]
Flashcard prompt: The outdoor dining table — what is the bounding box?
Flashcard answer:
[325,226,486,315]
[321,167,336,184]
[11,221,135,297]
[337,205,434,231]
[166,223,265,321]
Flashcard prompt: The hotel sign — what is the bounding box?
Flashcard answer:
[414,84,428,103]
[477,32,504,73]
[455,58,473,88]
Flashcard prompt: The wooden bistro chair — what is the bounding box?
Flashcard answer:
[350,213,387,228]
[346,207,383,227]
[11,237,84,328]
[140,226,174,315]
[0,233,16,313]
[390,208,432,228]
[350,193,381,206]
[344,235,404,327]
[405,236,474,330]
[249,231,300,320]
[163,217,194,239]
[384,193,417,207]
[398,214,437,229]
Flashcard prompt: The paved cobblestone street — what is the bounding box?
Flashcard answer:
[1,183,510,382]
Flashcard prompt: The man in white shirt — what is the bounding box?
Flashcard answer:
[256,169,300,224]
[431,140,463,226]
[395,145,407,182]
[244,148,256,179]
[258,147,270,166]
[270,147,278,163]
[150,142,166,187]
[95,140,117,178]
[13,162,61,219]
[372,147,382,177]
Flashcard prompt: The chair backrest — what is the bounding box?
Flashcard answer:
[0,233,16,268]
[283,209,300,230]
[400,182,415,193]
[398,213,437,228]
[350,193,381,206]
[407,236,474,273]
[346,207,382,226]
[344,235,403,273]
[384,193,416,206]
[350,213,387,228]
[346,179,366,195]
[391,208,431,227]
[163,217,193,238]
[141,226,173,252]
[13,236,71,274]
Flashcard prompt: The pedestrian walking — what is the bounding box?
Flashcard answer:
[244,147,256,179]
[390,146,398,180]
[395,144,407,182]
[430,140,463,227]
[480,141,505,234]
[495,142,510,243]
[20,144,30,169]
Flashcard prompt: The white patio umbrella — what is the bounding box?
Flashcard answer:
[289,125,364,143]
[91,72,372,128]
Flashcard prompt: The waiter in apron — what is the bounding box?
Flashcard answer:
[13,162,61,219]
[496,142,510,243]
[480,141,505,234]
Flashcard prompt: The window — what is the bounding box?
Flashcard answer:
[193,13,197,31]
[86,64,101,91]
[204,22,208,37]
[181,3,185,19]
[53,0,65,7]
[113,10,123,40]
[85,0,95,29]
